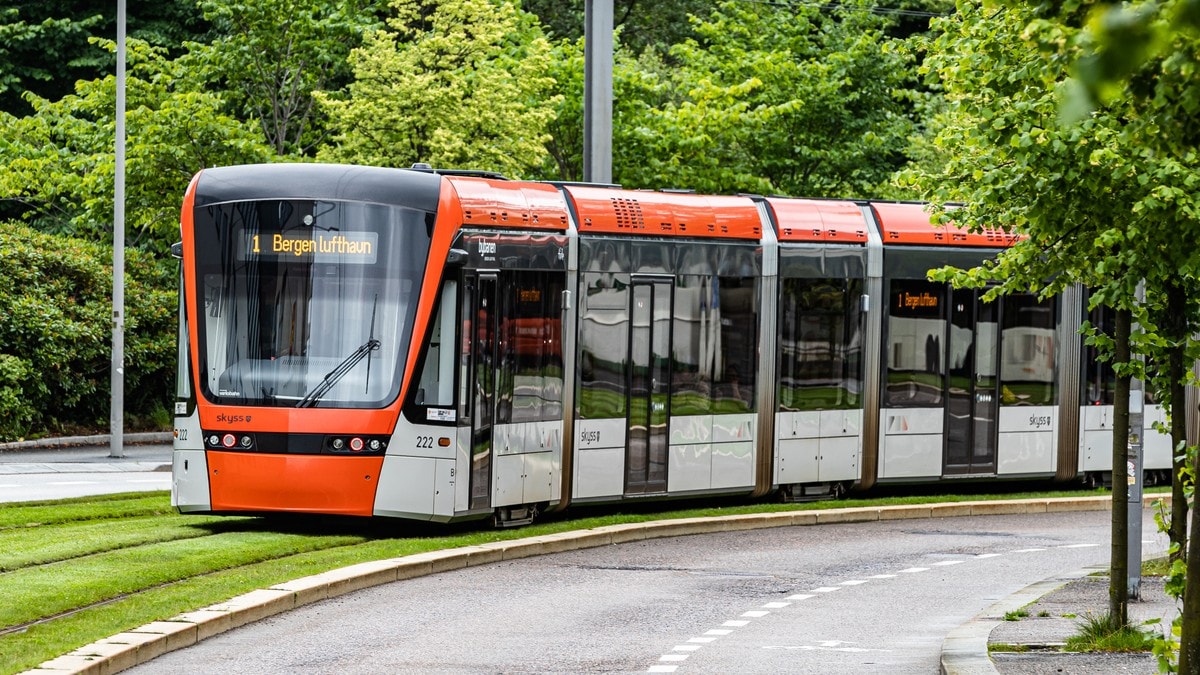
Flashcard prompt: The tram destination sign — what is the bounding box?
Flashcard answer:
[237,229,379,264]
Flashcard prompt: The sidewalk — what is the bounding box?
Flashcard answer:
[943,565,1176,674]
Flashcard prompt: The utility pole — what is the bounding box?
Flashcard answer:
[110,0,126,458]
[583,0,613,184]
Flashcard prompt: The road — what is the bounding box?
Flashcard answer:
[0,442,171,503]
[128,509,1166,674]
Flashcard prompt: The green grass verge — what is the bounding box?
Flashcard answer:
[0,485,1166,674]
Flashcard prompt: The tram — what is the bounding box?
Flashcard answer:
[170,163,1172,525]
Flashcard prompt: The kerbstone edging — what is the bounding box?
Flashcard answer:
[21,494,1168,675]
[939,565,1105,675]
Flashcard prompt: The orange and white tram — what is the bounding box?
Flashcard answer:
[170,163,1171,524]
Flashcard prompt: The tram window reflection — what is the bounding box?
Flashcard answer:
[885,278,946,407]
[778,277,864,411]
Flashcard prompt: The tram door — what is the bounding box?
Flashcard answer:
[944,288,999,475]
[626,277,672,495]
[463,274,497,510]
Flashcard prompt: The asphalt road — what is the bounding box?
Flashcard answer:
[127,509,1166,674]
[0,443,171,503]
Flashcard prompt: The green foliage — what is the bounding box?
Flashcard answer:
[1066,612,1159,652]
[0,38,273,248]
[318,0,560,177]
[193,0,386,156]
[0,222,177,441]
[614,0,920,197]
[0,1,207,116]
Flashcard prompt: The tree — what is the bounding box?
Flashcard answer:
[0,38,274,248]
[192,0,386,156]
[904,0,1200,646]
[615,0,920,197]
[317,0,560,177]
[0,1,207,115]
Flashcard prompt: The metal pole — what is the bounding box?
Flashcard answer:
[583,0,613,184]
[110,0,126,458]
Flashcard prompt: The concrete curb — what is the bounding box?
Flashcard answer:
[0,433,172,452]
[939,565,1105,675]
[22,493,1170,675]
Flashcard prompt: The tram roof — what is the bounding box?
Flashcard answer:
[765,198,868,243]
[563,185,763,240]
[445,176,571,230]
[870,201,1020,247]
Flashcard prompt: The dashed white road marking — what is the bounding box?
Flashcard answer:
[646,541,1103,672]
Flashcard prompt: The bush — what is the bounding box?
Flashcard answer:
[0,222,176,441]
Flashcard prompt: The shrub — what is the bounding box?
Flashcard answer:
[0,222,176,440]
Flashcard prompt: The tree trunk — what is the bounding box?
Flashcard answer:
[1166,284,1188,562]
[1180,456,1200,672]
[1110,307,1130,627]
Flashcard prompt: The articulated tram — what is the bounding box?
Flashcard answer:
[171,163,1172,525]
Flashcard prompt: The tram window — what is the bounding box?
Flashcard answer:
[413,281,457,411]
[499,271,565,424]
[884,278,946,407]
[671,275,713,416]
[778,277,864,411]
[999,293,1057,405]
[176,273,191,401]
[1082,303,1116,405]
[579,272,629,419]
[713,275,758,413]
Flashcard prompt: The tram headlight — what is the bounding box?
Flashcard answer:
[368,439,382,451]
[331,438,345,450]
[207,434,220,446]
[240,435,253,448]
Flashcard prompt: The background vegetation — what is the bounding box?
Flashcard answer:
[0,0,947,441]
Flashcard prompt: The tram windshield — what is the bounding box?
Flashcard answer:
[192,199,431,408]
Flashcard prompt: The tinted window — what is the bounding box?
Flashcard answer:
[778,277,864,411]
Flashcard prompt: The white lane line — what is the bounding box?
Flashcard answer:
[899,567,929,574]
[870,573,897,579]
[975,553,1002,559]
[812,586,842,593]
[786,593,816,601]
[840,579,869,585]
[1059,544,1099,549]
[723,620,751,627]
[933,560,965,567]
[688,636,718,644]
[1013,548,1046,553]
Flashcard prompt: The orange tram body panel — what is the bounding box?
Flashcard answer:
[170,163,1173,525]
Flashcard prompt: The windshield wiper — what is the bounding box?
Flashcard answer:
[297,294,380,408]
[295,338,381,408]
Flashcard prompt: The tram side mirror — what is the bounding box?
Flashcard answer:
[170,241,183,260]
[446,248,469,268]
